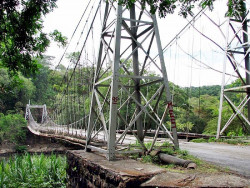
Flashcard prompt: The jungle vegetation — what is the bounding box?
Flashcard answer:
[0,55,247,147]
[0,0,248,146]
[0,1,247,187]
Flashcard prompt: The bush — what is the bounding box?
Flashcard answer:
[0,113,27,144]
[227,131,236,137]
[208,137,216,142]
[15,145,27,153]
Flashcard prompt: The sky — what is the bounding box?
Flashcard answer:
[42,0,249,87]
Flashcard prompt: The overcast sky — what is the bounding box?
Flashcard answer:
[42,0,248,87]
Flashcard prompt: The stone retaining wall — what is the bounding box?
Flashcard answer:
[66,150,164,188]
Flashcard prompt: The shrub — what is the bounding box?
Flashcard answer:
[0,113,27,144]
[208,137,216,142]
[15,145,27,153]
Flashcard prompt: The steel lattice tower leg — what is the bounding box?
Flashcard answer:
[242,3,250,121]
[86,0,179,160]
[217,2,250,138]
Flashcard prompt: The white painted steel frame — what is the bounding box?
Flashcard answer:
[217,6,250,138]
[86,0,179,160]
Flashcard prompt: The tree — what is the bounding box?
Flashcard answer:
[0,68,35,114]
[31,56,57,105]
[0,0,67,76]
[0,113,27,144]
[119,0,246,18]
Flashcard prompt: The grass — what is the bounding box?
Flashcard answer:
[191,137,250,145]
[0,153,67,188]
[126,141,231,174]
[191,138,208,143]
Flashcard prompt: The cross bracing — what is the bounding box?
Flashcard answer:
[217,4,250,137]
[86,0,179,160]
[25,0,250,161]
[26,0,180,161]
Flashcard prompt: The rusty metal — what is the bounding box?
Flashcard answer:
[158,153,196,169]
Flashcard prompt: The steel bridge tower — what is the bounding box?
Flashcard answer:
[86,0,179,160]
[217,2,250,138]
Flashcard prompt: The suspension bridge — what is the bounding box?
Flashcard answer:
[25,0,249,161]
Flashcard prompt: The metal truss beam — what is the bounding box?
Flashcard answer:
[217,3,250,138]
[86,0,179,160]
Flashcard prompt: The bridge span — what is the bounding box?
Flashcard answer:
[26,104,250,180]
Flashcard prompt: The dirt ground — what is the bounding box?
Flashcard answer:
[0,141,68,157]
[0,130,82,157]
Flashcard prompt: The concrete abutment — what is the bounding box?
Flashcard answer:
[66,150,250,188]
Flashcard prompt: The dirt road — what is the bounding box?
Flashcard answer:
[179,141,250,177]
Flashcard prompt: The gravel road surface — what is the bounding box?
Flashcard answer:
[179,141,250,177]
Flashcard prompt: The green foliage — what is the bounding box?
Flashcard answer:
[208,137,216,142]
[142,155,159,163]
[66,52,81,64]
[1,52,248,143]
[0,0,67,76]
[203,98,245,136]
[128,141,191,165]
[189,85,221,98]
[227,131,236,137]
[160,147,175,155]
[226,0,246,19]
[160,146,189,158]
[203,118,217,135]
[49,30,68,47]
[31,57,58,106]
[133,142,224,174]
[0,68,35,114]
[191,137,250,146]
[118,0,246,18]
[237,128,244,137]
[0,113,27,144]
[15,145,28,153]
[118,0,215,18]
[178,121,194,132]
[161,141,172,147]
[216,138,250,145]
[131,141,216,172]
[191,138,208,143]
[225,139,243,145]
[0,153,67,187]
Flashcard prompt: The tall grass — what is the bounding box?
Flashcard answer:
[0,153,66,188]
